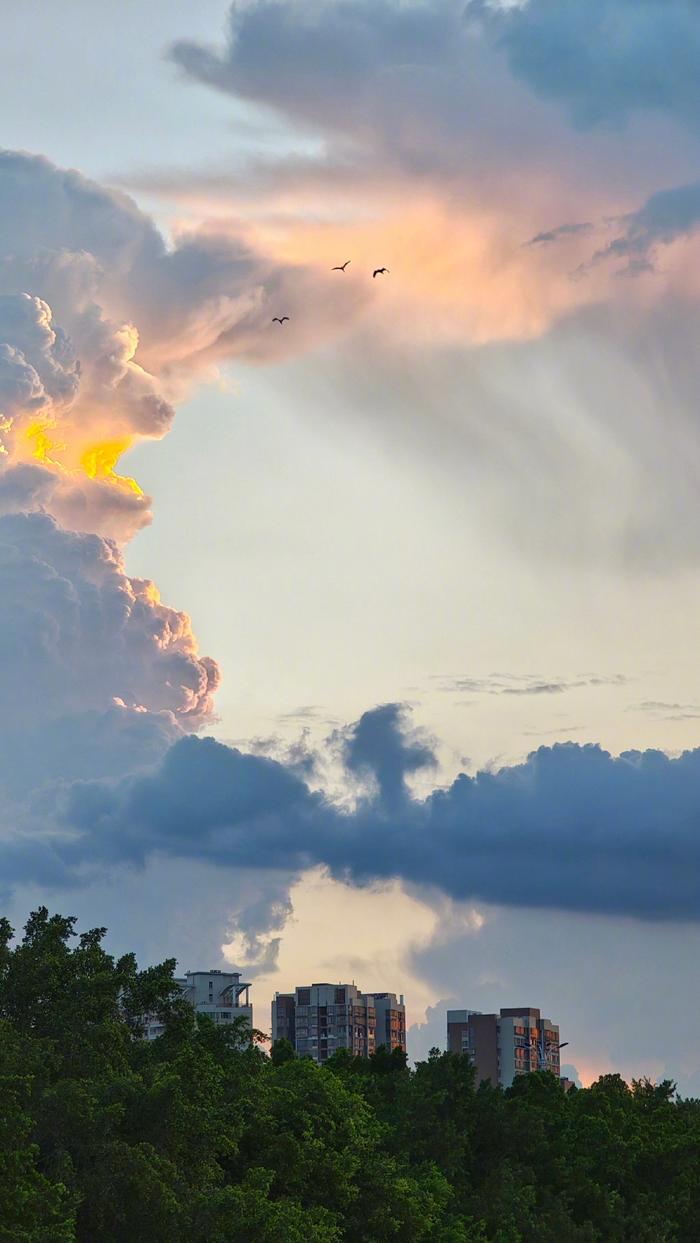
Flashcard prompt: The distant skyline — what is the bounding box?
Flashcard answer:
[3,0,700,1091]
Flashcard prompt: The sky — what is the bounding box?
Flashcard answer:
[3,0,700,1089]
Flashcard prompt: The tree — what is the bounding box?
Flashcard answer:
[3,909,700,1241]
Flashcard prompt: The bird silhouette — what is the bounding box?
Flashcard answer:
[372,267,389,278]
[332,260,351,271]
[272,316,290,324]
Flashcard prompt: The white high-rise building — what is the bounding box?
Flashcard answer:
[145,969,253,1040]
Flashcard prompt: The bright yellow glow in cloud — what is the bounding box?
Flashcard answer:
[24,420,65,469]
[140,581,162,606]
[79,438,143,496]
[20,424,143,497]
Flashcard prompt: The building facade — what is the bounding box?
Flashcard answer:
[446,1006,563,1088]
[369,991,407,1055]
[272,983,406,1063]
[145,969,253,1040]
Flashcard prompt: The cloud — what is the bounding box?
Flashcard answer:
[0,292,155,539]
[437,675,566,695]
[4,10,700,1018]
[0,510,218,724]
[526,221,593,246]
[170,1,473,141]
[162,2,620,348]
[0,293,79,415]
[407,998,457,1062]
[222,875,296,975]
[0,150,367,541]
[274,705,340,728]
[560,1063,583,1088]
[4,702,700,923]
[173,0,677,165]
[4,856,298,986]
[521,726,585,736]
[502,683,565,696]
[633,701,700,722]
[579,181,700,275]
[0,510,218,800]
[156,4,700,579]
[498,0,700,131]
[434,673,627,696]
[161,1,700,361]
[0,148,378,820]
[635,701,698,713]
[341,702,437,807]
[304,292,700,572]
[406,899,700,1092]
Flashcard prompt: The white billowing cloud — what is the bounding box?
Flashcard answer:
[0,510,218,736]
[0,293,79,417]
[0,507,215,813]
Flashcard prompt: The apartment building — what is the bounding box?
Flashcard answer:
[446,1006,565,1088]
[144,969,253,1040]
[370,991,407,1055]
[272,983,406,1063]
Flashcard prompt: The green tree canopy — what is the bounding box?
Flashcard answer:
[2,909,700,1242]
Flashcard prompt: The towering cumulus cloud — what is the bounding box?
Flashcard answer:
[0,145,351,828]
[0,149,363,802]
[0,149,368,970]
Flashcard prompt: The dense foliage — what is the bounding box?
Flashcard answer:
[2,911,700,1241]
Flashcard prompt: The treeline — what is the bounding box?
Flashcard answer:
[2,912,700,1241]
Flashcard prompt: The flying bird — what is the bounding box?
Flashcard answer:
[332,260,351,271]
[272,316,290,324]
[373,267,389,278]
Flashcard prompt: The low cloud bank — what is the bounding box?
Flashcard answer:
[4,703,700,923]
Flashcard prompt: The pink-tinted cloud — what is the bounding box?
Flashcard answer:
[160,0,700,348]
[0,150,368,543]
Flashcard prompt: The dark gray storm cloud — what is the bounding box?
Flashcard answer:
[342,701,436,807]
[5,702,700,923]
[499,0,700,131]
